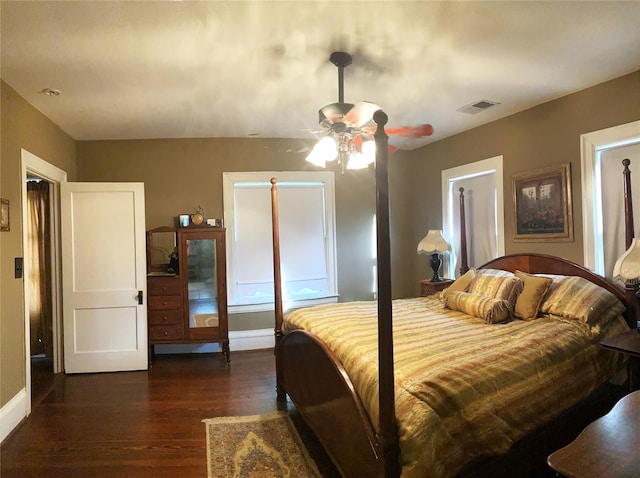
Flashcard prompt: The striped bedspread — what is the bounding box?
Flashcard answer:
[283,295,628,478]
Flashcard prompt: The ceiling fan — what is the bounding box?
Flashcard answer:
[305,51,434,170]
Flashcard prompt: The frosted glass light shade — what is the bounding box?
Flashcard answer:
[362,140,376,164]
[305,136,338,167]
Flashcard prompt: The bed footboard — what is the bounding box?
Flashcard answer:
[277,329,383,477]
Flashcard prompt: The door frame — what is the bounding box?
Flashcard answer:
[20,149,66,415]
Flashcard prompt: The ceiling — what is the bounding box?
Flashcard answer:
[2,1,639,150]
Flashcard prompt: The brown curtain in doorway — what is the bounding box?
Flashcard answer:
[27,181,53,357]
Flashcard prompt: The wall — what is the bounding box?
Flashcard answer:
[3,70,638,407]
[76,138,409,330]
[402,71,640,289]
[0,81,76,408]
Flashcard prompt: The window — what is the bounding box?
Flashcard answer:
[441,156,505,277]
[223,171,337,313]
[581,122,640,276]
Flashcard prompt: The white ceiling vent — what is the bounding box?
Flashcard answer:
[457,99,500,115]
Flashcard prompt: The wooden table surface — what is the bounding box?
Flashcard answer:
[547,390,640,478]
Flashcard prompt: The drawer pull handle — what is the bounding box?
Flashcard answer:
[163,316,168,321]
[163,331,168,336]
[162,301,167,305]
[162,287,167,291]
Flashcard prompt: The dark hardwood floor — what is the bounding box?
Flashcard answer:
[2,348,602,478]
[1,350,340,478]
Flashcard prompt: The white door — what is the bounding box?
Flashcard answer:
[61,182,147,373]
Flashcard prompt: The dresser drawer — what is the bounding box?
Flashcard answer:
[148,309,183,326]
[148,295,182,310]
[148,277,182,296]
[149,324,184,341]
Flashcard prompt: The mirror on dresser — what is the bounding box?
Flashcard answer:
[147,226,177,274]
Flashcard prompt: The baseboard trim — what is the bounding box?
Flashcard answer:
[230,328,275,351]
[0,388,27,443]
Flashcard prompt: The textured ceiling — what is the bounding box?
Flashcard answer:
[2,1,639,150]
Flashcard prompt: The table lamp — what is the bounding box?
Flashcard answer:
[613,237,640,331]
[417,230,451,282]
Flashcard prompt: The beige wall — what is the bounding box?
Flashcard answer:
[2,71,638,410]
[75,138,401,330]
[0,81,76,407]
[402,71,640,289]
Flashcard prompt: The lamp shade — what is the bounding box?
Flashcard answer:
[613,238,640,285]
[417,230,451,255]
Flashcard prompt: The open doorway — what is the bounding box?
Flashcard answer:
[26,176,55,404]
[21,149,66,415]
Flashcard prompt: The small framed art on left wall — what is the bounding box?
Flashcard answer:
[1,198,9,232]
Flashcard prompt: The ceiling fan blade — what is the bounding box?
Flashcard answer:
[385,124,434,138]
[342,101,382,128]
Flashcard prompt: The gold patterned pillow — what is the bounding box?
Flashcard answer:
[468,271,524,315]
[445,291,511,324]
[443,268,476,298]
[538,275,625,325]
[514,270,553,320]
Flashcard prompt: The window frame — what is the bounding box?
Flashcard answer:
[441,156,505,277]
[580,120,640,274]
[222,171,338,314]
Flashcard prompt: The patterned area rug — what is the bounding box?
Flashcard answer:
[203,411,322,478]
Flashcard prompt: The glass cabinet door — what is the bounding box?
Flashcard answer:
[185,237,219,328]
[178,227,228,353]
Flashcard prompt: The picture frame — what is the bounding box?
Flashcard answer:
[512,163,573,242]
[1,198,9,232]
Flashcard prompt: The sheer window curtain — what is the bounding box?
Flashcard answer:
[27,180,52,357]
[601,145,640,277]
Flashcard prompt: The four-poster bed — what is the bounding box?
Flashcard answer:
[270,113,635,477]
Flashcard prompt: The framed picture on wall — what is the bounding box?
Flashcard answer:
[1,198,9,232]
[512,163,573,242]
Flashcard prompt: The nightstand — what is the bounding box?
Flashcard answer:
[420,279,453,297]
[600,328,640,392]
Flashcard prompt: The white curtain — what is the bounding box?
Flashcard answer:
[601,143,640,277]
[450,172,497,272]
[27,180,52,356]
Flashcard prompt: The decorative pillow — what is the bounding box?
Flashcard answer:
[468,271,524,315]
[538,275,626,325]
[445,291,511,324]
[513,270,553,320]
[443,268,476,298]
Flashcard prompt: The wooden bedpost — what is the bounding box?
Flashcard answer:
[623,158,634,250]
[458,187,469,275]
[621,159,640,328]
[373,110,400,477]
[271,177,286,399]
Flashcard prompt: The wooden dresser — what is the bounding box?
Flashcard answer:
[146,226,229,363]
[147,275,184,343]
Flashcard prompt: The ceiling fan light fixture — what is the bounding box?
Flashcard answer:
[346,152,369,170]
[362,139,376,164]
[305,136,337,167]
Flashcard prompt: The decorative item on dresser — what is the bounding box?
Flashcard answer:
[146,226,229,363]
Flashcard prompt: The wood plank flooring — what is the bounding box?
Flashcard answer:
[1,350,340,478]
